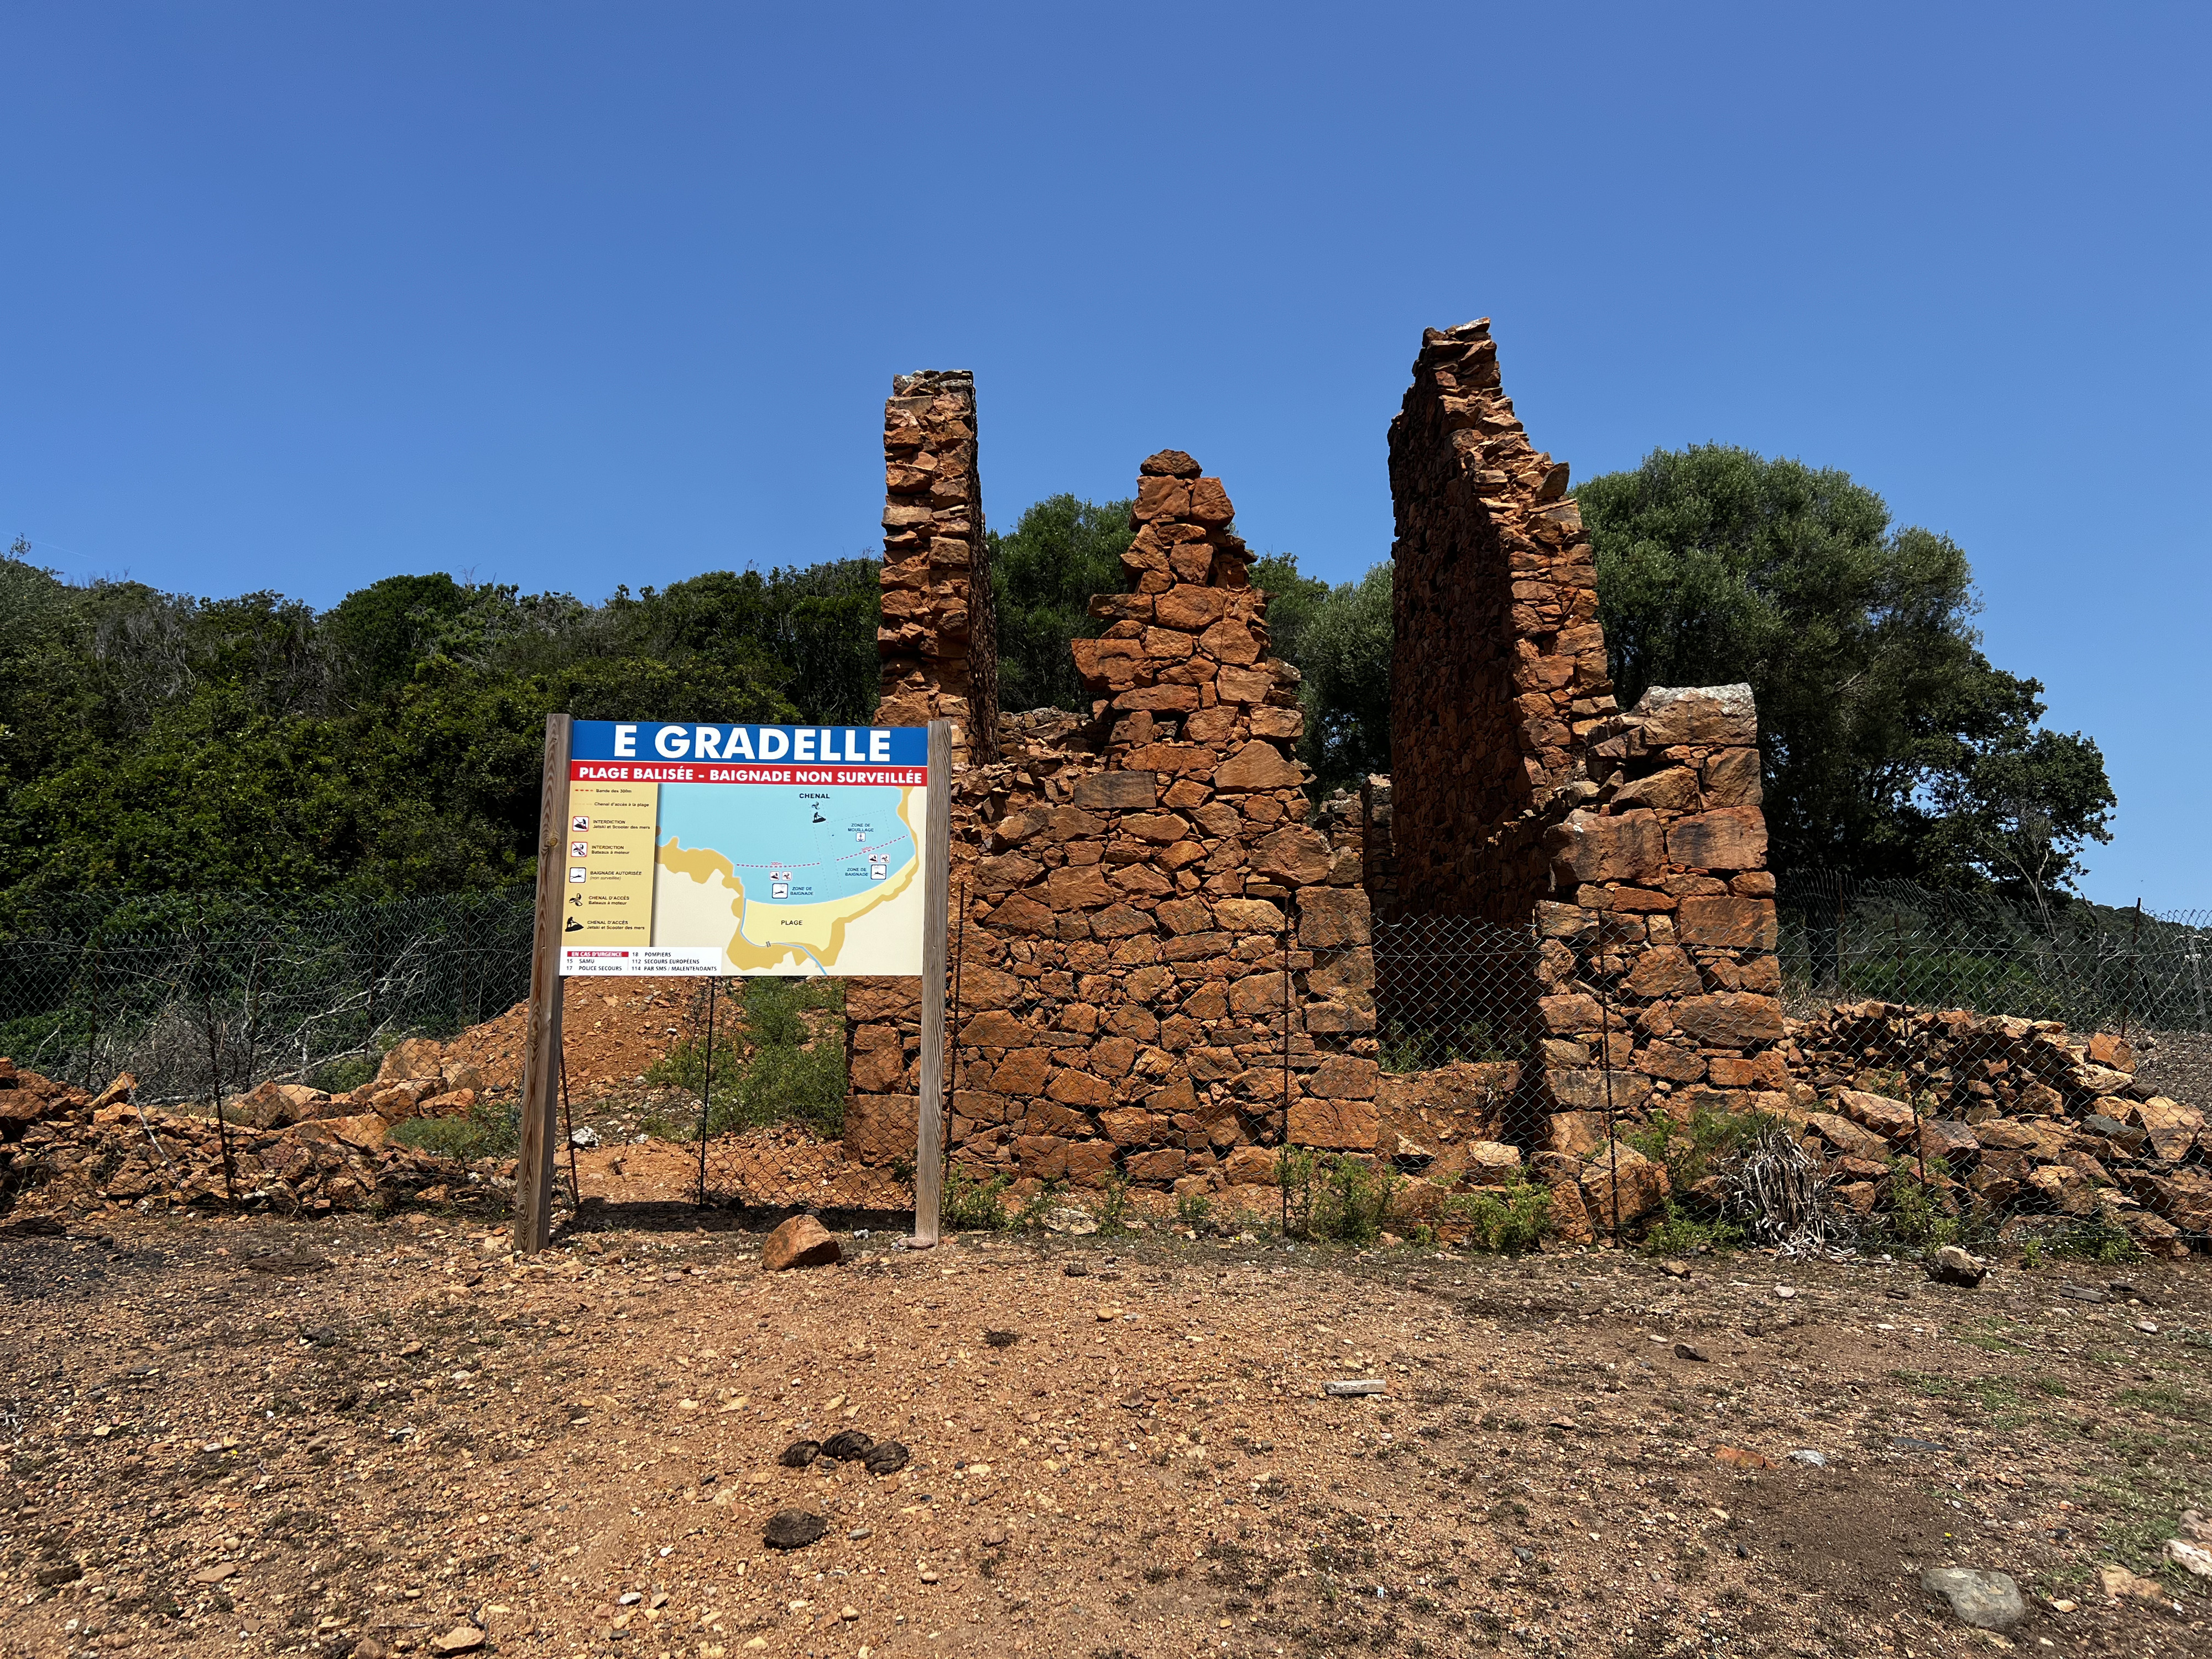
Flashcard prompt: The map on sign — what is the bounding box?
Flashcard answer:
[558,722,928,977]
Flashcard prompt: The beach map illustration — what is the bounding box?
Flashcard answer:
[557,721,929,976]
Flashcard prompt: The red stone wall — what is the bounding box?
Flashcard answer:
[1384,319,1608,925]
[845,450,1376,1205]
[1380,321,1788,1221]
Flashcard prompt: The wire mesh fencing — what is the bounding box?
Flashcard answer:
[0,890,536,1108]
[1279,884,2211,1259]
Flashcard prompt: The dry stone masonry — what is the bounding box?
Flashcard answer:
[874,370,997,767]
[843,433,1380,1212]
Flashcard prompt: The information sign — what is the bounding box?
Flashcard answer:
[559,721,928,977]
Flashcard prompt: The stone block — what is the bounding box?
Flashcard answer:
[1123,1147,1187,1183]
[1665,808,1767,872]
[1546,811,1665,884]
[1307,1056,1380,1099]
[1622,946,1702,998]
[1222,1144,1278,1184]
[1298,886,1371,947]
[1014,1135,1069,1180]
[1063,1140,1117,1187]
[1046,1068,1114,1108]
[1254,825,1330,884]
[1701,748,1762,807]
[1546,1111,1608,1157]
[1544,1070,1653,1114]
[1287,1097,1378,1149]
[1098,1108,1162,1146]
[1579,1142,1671,1229]
[1805,1111,1889,1160]
[1630,684,1756,748]
[1832,1087,1917,1141]
[1071,771,1157,811]
[1214,740,1302,790]
[1538,993,1602,1035]
[1676,896,1778,948]
[844,1092,919,1164]
[1214,897,1287,932]
[1670,993,1785,1047]
[990,1047,1053,1095]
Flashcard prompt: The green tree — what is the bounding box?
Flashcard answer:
[1252,554,1390,789]
[988,494,1133,713]
[1578,445,2114,894]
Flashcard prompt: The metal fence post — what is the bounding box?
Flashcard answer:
[696,977,717,1208]
[1281,918,1293,1239]
[1598,946,1620,1248]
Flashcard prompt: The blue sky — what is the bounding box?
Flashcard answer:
[3,3,2205,906]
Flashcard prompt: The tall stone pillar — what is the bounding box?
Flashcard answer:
[874,369,997,766]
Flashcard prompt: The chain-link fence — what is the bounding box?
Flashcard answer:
[1280,883,2211,1258]
[4,878,2206,1250]
[0,890,537,1107]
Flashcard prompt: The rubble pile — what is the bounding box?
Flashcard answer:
[1781,1004,2208,1258]
[0,1057,482,1219]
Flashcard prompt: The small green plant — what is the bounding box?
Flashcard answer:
[1443,1180,1552,1253]
[1277,1150,1399,1244]
[649,978,847,1139]
[1175,1189,1214,1228]
[1624,1103,1768,1194]
[1640,1203,1742,1256]
[392,1099,521,1161]
[1095,1173,1131,1233]
[1376,1018,1511,1073]
[940,1161,1012,1231]
[309,1053,376,1095]
[2020,1239,2045,1270]
[2044,1210,2143,1265]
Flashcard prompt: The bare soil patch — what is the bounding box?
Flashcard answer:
[3,1212,2207,1659]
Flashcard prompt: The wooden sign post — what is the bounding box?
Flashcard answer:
[910,718,952,1248]
[512,712,572,1254]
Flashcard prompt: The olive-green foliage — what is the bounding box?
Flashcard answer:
[1578,446,2114,894]
[1442,1180,1552,1253]
[0,547,878,902]
[941,1162,1013,1232]
[1279,1146,1398,1244]
[648,978,847,1139]
[1623,1102,1768,1193]
[988,496,1133,714]
[1263,558,1391,789]
[392,1097,521,1161]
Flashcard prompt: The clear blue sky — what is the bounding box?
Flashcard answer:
[4,3,2205,906]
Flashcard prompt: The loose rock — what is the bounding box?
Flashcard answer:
[761,1215,842,1271]
[1926,1245,1987,1288]
[1919,1568,2026,1632]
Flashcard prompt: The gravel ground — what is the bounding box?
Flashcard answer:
[3,1211,2208,1659]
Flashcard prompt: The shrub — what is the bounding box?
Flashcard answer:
[1280,1147,1398,1244]
[1443,1180,1552,1253]
[648,978,846,1139]
[392,1099,520,1161]
[940,1162,1011,1232]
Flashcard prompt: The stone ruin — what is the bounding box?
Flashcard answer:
[839,320,1791,1229]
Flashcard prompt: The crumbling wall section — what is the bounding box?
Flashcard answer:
[874,369,996,766]
[1384,319,1609,925]
[846,452,1375,1203]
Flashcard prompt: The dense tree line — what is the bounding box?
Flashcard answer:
[0,444,2114,907]
[0,544,875,902]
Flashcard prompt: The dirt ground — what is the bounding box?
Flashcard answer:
[3,1207,2208,1659]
